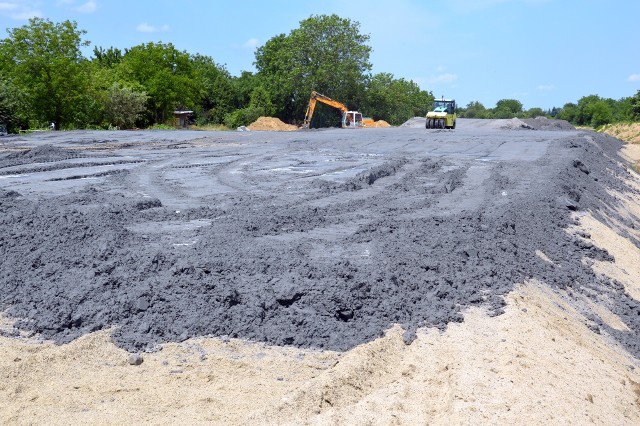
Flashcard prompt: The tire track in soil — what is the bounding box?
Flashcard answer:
[1,128,639,358]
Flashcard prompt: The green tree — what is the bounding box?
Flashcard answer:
[587,99,613,127]
[0,78,27,132]
[525,107,545,118]
[575,95,601,125]
[460,101,488,118]
[93,46,123,68]
[364,73,433,125]
[631,90,640,120]
[493,99,523,118]
[117,42,200,124]
[249,86,274,116]
[0,18,90,129]
[191,54,235,124]
[557,102,578,123]
[104,83,147,129]
[255,14,372,123]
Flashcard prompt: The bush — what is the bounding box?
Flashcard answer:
[224,106,265,129]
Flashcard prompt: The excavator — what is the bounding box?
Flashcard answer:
[302,91,374,129]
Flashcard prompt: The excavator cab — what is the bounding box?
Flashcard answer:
[342,111,364,128]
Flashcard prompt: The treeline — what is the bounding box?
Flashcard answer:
[458,93,640,127]
[0,15,434,133]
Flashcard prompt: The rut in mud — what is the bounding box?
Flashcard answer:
[0,122,638,355]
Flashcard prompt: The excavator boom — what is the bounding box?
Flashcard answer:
[303,91,349,128]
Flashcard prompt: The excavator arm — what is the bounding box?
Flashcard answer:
[303,91,349,128]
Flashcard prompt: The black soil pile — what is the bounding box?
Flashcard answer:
[1,132,639,355]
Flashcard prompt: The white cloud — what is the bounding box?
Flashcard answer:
[136,23,155,33]
[428,73,459,84]
[628,74,640,82]
[136,23,170,33]
[0,0,42,20]
[537,84,555,91]
[75,0,97,13]
[242,38,259,49]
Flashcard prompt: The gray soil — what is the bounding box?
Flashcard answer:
[1,119,638,355]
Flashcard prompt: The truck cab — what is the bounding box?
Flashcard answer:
[426,98,456,129]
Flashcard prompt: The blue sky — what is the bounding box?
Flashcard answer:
[1,0,639,110]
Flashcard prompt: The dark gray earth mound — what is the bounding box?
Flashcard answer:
[521,117,575,131]
[1,132,639,355]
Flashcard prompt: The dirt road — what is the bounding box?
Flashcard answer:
[1,119,639,424]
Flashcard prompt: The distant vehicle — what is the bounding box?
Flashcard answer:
[426,98,456,129]
[302,91,374,129]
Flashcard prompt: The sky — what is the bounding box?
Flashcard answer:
[1,0,639,110]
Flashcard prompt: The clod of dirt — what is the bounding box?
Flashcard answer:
[128,353,144,365]
[134,198,162,211]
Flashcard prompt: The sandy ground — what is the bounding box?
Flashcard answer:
[1,124,640,424]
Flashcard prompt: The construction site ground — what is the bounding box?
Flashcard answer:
[1,118,639,424]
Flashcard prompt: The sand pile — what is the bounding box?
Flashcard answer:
[600,122,640,144]
[374,120,391,128]
[247,117,298,132]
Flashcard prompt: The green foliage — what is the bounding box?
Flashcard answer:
[630,90,640,120]
[255,14,372,123]
[0,18,90,129]
[117,42,200,124]
[249,86,274,116]
[364,73,433,125]
[3,15,637,132]
[494,99,523,118]
[0,78,27,132]
[586,99,613,127]
[104,83,148,129]
[458,101,489,118]
[191,54,235,124]
[224,106,264,129]
[525,107,545,118]
[92,46,123,68]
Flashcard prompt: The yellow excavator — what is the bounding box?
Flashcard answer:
[303,91,374,128]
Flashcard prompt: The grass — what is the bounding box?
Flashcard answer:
[597,122,640,144]
[191,124,230,131]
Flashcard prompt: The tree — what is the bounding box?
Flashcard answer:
[525,107,545,118]
[92,46,123,68]
[493,99,523,118]
[0,78,27,132]
[104,83,147,129]
[191,54,235,124]
[557,103,578,123]
[0,18,90,129]
[255,14,372,123]
[364,73,433,125]
[587,99,613,127]
[248,86,274,116]
[117,42,200,124]
[460,101,488,119]
[632,90,640,120]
